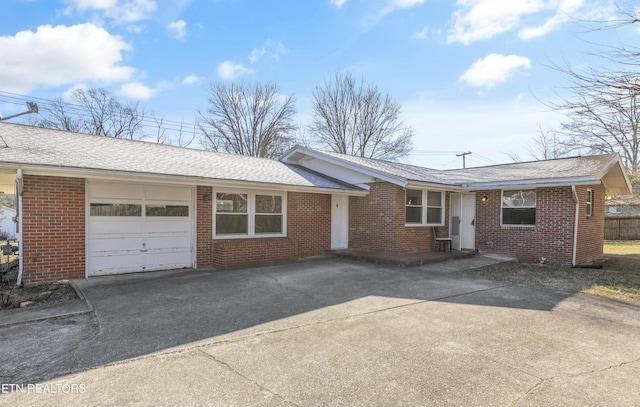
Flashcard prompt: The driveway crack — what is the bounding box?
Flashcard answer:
[509,356,640,406]
[197,349,299,407]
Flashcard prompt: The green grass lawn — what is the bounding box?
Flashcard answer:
[462,241,640,304]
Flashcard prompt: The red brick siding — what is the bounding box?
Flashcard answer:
[22,175,85,285]
[211,238,297,269]
[349,182,448,252]
[196,186,213,268]
[287,192,331,257]
[475,186,604,266]
[206,191,331,269]
[575,184,605,264]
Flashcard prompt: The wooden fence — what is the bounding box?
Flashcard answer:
[605,216,640,240]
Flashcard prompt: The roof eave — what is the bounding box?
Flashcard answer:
[2,163,369,196]
[281,146,408,187]
[462,177,600,190]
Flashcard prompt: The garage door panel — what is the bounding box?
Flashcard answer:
[145,236,191,251]
[89,237,145,253]
[90,253,146,274]
[145,219,191,233]
[145,187,191,201]
[88,183,144,200]
[88,182,194,277]
[90,220,145,235]
[144,252,192,269]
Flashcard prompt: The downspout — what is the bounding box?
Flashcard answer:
[16,169,24,286]
[571,185,579,267]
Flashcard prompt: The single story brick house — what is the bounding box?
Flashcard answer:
[0,123,631,285]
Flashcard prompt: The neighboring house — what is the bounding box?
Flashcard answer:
[605,195,640,216]
[0,206,17,239]
[0,123,632,285]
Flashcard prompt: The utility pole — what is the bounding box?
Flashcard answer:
[456,151,472,168]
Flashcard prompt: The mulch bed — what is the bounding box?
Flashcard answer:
[1,281,79,310]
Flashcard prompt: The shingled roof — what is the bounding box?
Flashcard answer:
[282,146,632,195]
[0,123,362,193]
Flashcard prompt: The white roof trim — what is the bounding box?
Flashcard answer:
[462,177,600,190]
[282,146,408,187]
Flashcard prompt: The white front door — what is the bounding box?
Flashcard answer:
[460,193,476,250]
[331,194,349,249]
[87,182,194,276]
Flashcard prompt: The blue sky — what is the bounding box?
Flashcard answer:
[1,0,638,168]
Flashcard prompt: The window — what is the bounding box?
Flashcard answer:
[90,203,142,216]
[586,189,593,217]
[255,195,283,234]
[405,189,443,226]
[405,189,422,224]
[146,205,189,217]
[214,191,286,237]
[216,193,248,235]
[502,189,536,225]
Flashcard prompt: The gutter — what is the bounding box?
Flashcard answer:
[16,169,23,286]
[571,185,579,267]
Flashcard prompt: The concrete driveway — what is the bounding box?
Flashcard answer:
[1,256,639,406]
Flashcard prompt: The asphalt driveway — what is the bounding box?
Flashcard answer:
[1,256,639,406]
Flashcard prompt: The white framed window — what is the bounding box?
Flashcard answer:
[214,190,286,238]
[502,189,536,226]
[405,189,444,226]
[586,189,593,217]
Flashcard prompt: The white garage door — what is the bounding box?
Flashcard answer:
[87,182,194,276]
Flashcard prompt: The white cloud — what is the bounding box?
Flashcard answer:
[459,53,531,89]
[64,0,157,23]
[448,0,544,45]
[248,40,289,63]
[360,0,426,30]
[413,25,429,39]
[331,0,347,8]
[392,0,426,8]
[167,19,187,39]
[518,0,583,40]
[116,81,158,100]
[446,0,598,44]
[182,74,203,85]
[249,47,266,63]
[0,24,134,94]
[216,61,254,80]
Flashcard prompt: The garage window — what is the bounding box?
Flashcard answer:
[214,191,285,237]
[90,203,142,216]
[146,205,189,217]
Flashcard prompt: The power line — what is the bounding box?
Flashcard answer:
[0,90,202,135]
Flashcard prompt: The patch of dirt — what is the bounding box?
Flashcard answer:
[1,282,79,310]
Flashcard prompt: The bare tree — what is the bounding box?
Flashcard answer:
[197,82,297,158]
[309,71,414,160]
[29,88,146,140]
[542,7,640,191]
[508,125,567,162]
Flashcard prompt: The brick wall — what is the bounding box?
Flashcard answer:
[211,238,298,269]
[475,185,604,266]
[287,192,331,257]
[22,175,86,285]
[206,191,332,269]
[575,184,606,264]
[349,182,448,252]
[196,186,213,268]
